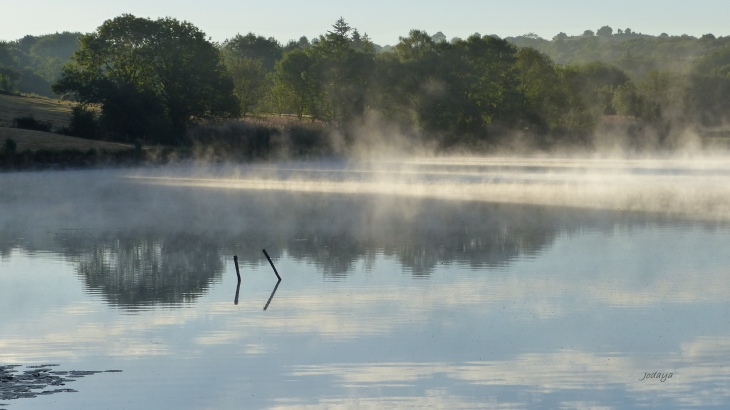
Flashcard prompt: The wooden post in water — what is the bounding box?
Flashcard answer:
[233,255,241,281]
[262,249,282,280]
[233,255,242,305]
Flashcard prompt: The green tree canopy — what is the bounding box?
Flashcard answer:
[272,49,318,119]
[306,18,376,124]
[222,33,283,71]
[0,33,82,96]
[596,26,613,37]
[53,14,238,143]
[227,57,268,117]
[284,36,311,53]
[0,42,21,92]
[431,31,447,43]
[694,44,730,77]
[26,32,81,62]
[515,47,565,130]
[380,31,522,137]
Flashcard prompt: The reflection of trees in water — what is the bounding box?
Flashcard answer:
[0,227,20,259]
[76,233,223,308]
[225,196,702,278]
[2,179,707,307]
[384,205,566,276]
[286,235,374,279]
[228,198,584,278]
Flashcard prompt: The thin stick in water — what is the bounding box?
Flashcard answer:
[262,249,282,280]
[233,255,242,305]
[234,255,241,281]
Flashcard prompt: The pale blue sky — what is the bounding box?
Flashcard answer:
[3,0,730,45]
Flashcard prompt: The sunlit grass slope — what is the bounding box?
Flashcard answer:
[0,94,74,129]
[0,94,132,152]
[0,127,131,152]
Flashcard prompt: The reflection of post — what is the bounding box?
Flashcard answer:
[262,249,282,281]
[263,279,281,311]
[233,255,242,305]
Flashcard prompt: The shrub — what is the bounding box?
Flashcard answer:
[13,115,52,132]
[68,105,99,139]
[3,138,17,155]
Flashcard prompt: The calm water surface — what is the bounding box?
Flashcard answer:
[1,160,729,409]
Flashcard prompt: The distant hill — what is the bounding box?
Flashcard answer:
[1,32,82,97]
[503,30,730,79]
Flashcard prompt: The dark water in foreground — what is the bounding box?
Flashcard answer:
[1,162,729,409]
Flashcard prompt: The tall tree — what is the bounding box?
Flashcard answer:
[222,33,283,71]
[272,49,318,119]
[0,42,20,92]
[514,47,565,129]
[227,57,268,117]
[596,26,613,37]
[53,14,238,143]
[306,18,375,124]
[330,17,351,37]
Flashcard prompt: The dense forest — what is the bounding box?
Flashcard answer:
[2,16,730,152]
[0,32,81,97]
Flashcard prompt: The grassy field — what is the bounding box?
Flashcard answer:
[240,114,327,130]
[0,127,131,152]
[0,93,75,130]
[0,94,131,153]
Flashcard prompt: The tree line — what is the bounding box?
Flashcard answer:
[506,27,730,79]
[0,32,81,97]
[5,16,730,150]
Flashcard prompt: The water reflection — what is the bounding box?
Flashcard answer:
[2,201,578,308]
[75,233,224,309]
[1,167,730,409]
[263,279,281,311]
[0,173,707,309]
[234,279,241,305]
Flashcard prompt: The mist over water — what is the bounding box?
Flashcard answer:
[131,155,730,221]
[1,157,729,409]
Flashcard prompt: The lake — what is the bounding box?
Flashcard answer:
[1,157,729,409]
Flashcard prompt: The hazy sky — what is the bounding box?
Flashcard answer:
[3,0,730,45]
